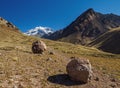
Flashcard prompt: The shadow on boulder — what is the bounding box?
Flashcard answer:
[47,74,86,86]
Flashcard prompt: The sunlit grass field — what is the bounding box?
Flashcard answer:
[0,28,120,87]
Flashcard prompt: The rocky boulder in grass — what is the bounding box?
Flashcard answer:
[32,40,47,54]
[66,57,92,83]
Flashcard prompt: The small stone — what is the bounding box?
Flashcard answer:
[95,77,99,81]
[46,58,52,61]
[13,82,24,88]
[58,69,62,72]
[13,85,18,88]
[110,83,116,88]
[49,51,54,55]
[18,83,24,88]
[0,71,4,74]
[70,56,75,59]
[54,60,57,62]
[111,78,116,82]
[117,82,120,86]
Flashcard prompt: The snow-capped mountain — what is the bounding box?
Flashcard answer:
[24,26,54,37]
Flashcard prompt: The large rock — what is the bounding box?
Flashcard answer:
[32,40,47,54]
[66,57,92,83]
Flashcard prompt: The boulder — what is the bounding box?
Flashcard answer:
[32,40,47,54]
[66,57,92,83]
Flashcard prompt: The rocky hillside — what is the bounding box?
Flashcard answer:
[0,17,120,88]
[0,17,19,32]
[47,8,120,45]
[89,27,120,54]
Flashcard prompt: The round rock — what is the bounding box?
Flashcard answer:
[32,40,47,54]
[66,57,92,83]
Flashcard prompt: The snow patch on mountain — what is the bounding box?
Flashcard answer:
[24,26,54,37]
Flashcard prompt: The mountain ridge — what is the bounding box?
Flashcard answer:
[0,17,19,32]
[46,8,120,45]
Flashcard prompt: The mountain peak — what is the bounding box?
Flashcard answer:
[47,8,120,45]
[75,8,96,23]
[86,8,95,13]
[83,8,96,17]
[24,26,54,37]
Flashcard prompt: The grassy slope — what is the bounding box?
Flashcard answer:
[59,32,92,45]
[89,27,120,54]
[0,28,120,88]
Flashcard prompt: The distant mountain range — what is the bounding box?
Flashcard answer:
[1,8,120,54]
[24,26,54,37]
[46,8,120,45]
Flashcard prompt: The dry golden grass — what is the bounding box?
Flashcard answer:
[0,28,120,87]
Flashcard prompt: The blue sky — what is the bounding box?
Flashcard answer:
[0,0,120,32]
